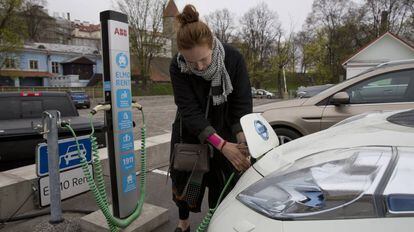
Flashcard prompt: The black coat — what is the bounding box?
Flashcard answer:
[170,44,252,146]
[169,44,252,211]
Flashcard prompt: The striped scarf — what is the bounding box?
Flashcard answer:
[177,37,233,105]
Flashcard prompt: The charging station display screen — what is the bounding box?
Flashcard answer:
[101,11,138,218]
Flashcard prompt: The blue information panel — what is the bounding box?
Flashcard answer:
[116,89,131,108]
[122,173,136,193]
[118,111,133,130]
[36,135,92,177]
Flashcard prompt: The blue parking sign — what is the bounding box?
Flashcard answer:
[36,135,92,177]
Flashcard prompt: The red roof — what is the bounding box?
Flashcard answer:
[0,70,55,78]
[163,0,179,17]
[342,31,414,66]
[72,22,101,33]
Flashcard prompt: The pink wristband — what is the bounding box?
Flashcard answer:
[207,134,223,148]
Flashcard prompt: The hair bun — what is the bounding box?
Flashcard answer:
[177,4,199,26]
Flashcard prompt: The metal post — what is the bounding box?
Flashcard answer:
[44,110,64,224]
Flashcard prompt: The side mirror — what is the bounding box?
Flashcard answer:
[331,92,350,106]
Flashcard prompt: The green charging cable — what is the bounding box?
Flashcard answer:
[64,105,237,232]
[64,108,147,232]
[196,172,235,232]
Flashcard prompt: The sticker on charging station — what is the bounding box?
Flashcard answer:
[116,89,131,108]
[118,111,132,130]
[119,131,134,152]
[104,81,111,91]
[120,153,135,171]
[116,52,128,69]
[122,173,136,193]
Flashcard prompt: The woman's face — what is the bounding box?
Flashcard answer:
[180,44,212,71]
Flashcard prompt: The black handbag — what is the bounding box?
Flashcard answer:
[171,88,212,173]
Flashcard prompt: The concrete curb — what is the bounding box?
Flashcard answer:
[80,203,168,232]
[0,133,171,221]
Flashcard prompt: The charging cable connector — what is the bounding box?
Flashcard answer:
[90,104,111,115]
[132,102,143,111]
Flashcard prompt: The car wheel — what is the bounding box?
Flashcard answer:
[267,95,271,99]
[86,104,90,109]
[273,128,301,145]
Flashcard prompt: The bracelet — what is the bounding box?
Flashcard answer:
[220,140,227,152]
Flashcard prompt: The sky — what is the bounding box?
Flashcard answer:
[48,0,314,32]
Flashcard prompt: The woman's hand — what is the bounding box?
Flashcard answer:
[221,141,251,171]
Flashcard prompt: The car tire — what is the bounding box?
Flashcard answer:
[273,127,301,145]
[86,104,90,109]
[267,95,271,99]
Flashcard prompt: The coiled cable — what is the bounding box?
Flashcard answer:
[63,108,147,232]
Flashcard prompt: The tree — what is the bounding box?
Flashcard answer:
[0,0,26,67]
[362,0,414,37]
[117,0,167,90]
[204,8,235,43]
[21,0,53,42]
[239,2,282,88]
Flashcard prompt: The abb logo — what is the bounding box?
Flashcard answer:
[114,28,127,36]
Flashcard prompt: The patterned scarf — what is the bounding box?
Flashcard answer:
[177,37,233,105]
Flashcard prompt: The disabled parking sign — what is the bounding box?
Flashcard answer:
[36,135,92,177]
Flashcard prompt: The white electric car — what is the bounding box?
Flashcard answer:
[208,109,414,232]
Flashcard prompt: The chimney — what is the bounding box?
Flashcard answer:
[380,11,389,34]
[67,12,70,21]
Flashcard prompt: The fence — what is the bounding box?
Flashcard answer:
[0,86,104,99]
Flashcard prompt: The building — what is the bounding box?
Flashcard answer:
[163,0,179,57]
[70,20,101,49]
[0,43,102,87]
[342,32,414,79]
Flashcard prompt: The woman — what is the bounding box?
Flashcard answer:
[169,5,252,232]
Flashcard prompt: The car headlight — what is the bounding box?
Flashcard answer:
[237,147,393,220]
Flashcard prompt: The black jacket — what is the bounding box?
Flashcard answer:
[170,44,252,146]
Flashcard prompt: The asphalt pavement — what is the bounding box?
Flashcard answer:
[0,95,278,232]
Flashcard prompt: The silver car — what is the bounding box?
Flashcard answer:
[254,60,414,144]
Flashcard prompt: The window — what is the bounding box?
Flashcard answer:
[345,69,414,104]
[3,58,17,69]
[29,60,38,70]
[21,100,42,118]
[52,61,59,73]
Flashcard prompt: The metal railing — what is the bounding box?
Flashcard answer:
[0,86,104,99]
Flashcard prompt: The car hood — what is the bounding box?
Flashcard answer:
[253,98,308,112]
[253,109,414,176]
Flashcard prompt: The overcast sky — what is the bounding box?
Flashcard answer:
[48,0,314,32]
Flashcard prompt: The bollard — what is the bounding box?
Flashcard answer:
[44,110,64,224]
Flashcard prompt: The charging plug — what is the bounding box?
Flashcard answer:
[132,102,143,110]
[90,104,111,115]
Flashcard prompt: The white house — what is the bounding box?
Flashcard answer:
[342,32,414,79]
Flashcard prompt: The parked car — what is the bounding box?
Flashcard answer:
[254,60,414,144]
[208,109,414,232]
[67,90,91,109]
[0,92,105,171]
[256,89,274,99]
[296,84,334,98]
[251,87,257,97]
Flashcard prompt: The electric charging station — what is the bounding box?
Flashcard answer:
[100,10,138,219]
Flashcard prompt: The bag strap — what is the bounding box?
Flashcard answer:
[179,87,212,143]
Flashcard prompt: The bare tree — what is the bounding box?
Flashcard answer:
[363,0,414,36]
[239,2,282,88]
[21,0,52,42]
[204,8,235,43]
[117,0,167,90]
